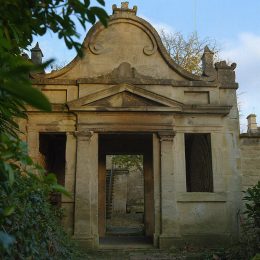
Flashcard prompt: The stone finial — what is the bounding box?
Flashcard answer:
[215,60,237,83]
[247,114,258,134]
[112,2,137,15]
[121,2,129,9]
[202,46,214,64]
[215,61,236,70]
[31,42,44,65]
[201,45,216,78]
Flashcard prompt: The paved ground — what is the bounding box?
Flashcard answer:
[76,237,222,259]
[82,249,185,260]
[106,212,144,236]
[77,237,220,260]
[79,249,216,260]
[99,236,153,248]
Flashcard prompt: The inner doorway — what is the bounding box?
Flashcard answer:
[98,133,154,245]
[106,154,144,236]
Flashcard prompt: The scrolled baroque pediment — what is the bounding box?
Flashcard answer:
[67,83,183,112]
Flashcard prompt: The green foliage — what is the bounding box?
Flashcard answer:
[0,133,76,258]
[2,171,76,259]
[253,253,260,260]
[112,155,143,172]
[0,0,109,112]
[0,0,108,54]
[226,182,260,259]
[244,181,260,229]
[0,53,53,112]
[0,90,27,137]
[0,0,109,254]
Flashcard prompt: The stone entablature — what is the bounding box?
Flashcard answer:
[23,2,245,249]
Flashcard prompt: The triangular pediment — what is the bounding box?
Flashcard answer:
[67,84,183,112]
[88,91,164,107]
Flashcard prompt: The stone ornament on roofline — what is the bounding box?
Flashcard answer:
[112,2,137,15]
[215,60,237,83]
[201,45,217,80]
[215,60,236,70]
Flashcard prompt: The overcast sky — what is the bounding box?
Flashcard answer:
[32,0,260,132]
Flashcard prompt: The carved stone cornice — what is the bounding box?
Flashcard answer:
[157,131,176,141]
[183,105,232,115]
[74,130,94,141]
[30,75,219,87]
[31,78,76,85]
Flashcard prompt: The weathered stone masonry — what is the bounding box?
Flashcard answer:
[20,2,260,248]
[240,115,260,192]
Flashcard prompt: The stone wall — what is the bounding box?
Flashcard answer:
[112,171,128,213]
[240,114,260,191]
[105,162,145,235]
[127,169,144,213]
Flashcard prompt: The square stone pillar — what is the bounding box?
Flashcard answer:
[158,131,180,248]
[27,129,39,161]
[144,148,154,237]
[74,131,99,248]
[61,132,76,235]
[153,133,161,246]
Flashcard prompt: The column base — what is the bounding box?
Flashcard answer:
[153,233,159,247]
[73,235,99,249]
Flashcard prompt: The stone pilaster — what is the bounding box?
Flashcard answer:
[64,132,77,196]
[73,130,99,248]
[61,132,76,235]
[27,129,39,161]
[158,131,180,248]
[152,133,161,247]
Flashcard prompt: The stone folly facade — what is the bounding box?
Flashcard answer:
[22,2,252,249]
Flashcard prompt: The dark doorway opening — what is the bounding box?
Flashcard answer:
[98,133,154,246]
[39,133,66,206]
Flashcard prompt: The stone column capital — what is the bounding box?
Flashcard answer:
[157,130,175,141]
[74,130,94,141]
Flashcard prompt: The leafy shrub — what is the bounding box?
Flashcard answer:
[0,133,78,259]
[244,181,260,230]
[2,174,77,259]
[226,182,260,259]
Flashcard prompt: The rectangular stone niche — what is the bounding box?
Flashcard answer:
[185,133,213,192]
